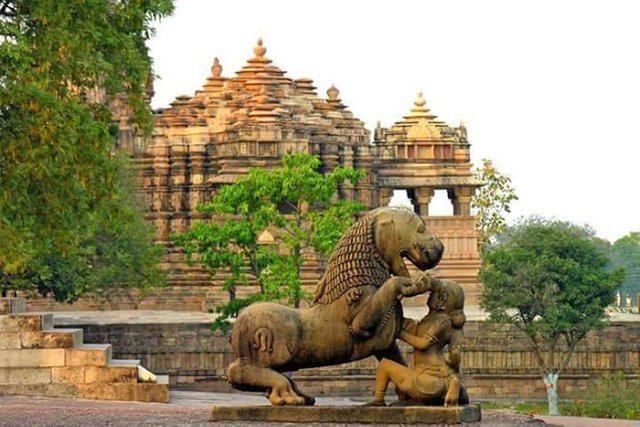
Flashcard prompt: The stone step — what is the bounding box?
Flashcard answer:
[65,344,112,367]
[155,375,169,385]
[0,367,51,385]
[0,349,66,368]
[84,365,138,384]
[0,314,170,403]
[42,313,54,329]
[78,382,170,403]
[136,365,157,383]
[0,313,53,333]
[0,297,25,314]
[108,359,141,367]
[105,360,161,384]
[20,328,84,349]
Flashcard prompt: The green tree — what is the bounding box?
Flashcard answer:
[0,0,174,300]
[610,232,640,302]
[173,153,365,331]
[472,159,519,247]
[479,217,624,415]
[88,167,167,308]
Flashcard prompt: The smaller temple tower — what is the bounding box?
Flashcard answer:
[373,92,484,305]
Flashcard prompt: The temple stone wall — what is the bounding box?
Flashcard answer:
[69,319,640,400]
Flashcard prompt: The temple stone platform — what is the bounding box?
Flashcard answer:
[211,404,482,425]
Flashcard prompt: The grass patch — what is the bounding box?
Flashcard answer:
[562,372,640,420]
[481,372,640,420]
[481,401,548,416]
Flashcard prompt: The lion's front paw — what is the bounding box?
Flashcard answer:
[415,272,442,293]
[399,273,440,298]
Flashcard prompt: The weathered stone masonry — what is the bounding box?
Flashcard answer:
[72,319,640,400]
[0,299,169,402]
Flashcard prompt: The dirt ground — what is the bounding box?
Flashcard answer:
[0,391,550,426]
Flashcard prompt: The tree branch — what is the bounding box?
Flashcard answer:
[284,200,298,213]
[556,335,580,377]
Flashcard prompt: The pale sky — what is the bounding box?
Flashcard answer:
[148,0,640,242]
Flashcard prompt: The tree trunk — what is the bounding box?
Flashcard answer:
[293,246,301,308]
[543,373,559,415]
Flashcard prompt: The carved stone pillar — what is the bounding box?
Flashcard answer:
[457,196,472,216]
[416,187,435,217]
[379,187,393,207]
[450,187,475,216]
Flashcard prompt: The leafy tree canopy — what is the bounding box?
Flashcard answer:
[173,153,365,331]
[472,159,518,247]
[481,217,623,342]
[0,0,174,301]
[480,217,624,414]
[609,232,640,299]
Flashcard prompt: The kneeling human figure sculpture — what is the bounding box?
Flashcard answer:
[369,280,469,406]
[226,207,445,405]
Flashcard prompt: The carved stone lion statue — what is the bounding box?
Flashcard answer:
[226,207,444,405]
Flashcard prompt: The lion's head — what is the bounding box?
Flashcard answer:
[373,207,444,277]
[313,206,444,305]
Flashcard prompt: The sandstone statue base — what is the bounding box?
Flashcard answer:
[211,404,481,425]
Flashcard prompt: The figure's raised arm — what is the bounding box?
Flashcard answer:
[398,322,445,350]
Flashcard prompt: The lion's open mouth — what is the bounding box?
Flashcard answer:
[401,249,429,271]
[402,240,444,271]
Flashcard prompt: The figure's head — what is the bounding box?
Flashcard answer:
[427,280,466,328]
[373,207,444,277]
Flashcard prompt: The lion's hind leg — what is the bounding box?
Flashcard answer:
[283,372,316,406]
[227,360,307,406]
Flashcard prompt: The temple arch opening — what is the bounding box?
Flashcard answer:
[388,189,413,209]
[430,189,453,216]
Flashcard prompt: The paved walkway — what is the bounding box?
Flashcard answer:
[539,415,640,427]
[2,391,639,426]
[44,307,640,327]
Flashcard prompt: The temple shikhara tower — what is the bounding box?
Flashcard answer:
[124,40,484,308]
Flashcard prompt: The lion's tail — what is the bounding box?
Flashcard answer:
[252,327,273,353]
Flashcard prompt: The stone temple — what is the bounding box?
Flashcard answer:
[118,40,484,309]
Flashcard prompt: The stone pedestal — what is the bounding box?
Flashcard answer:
[211,404,481,425]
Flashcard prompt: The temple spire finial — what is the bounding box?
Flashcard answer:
[327,84,340,101]
[211,57,222,78]
[254,38,267,58]
[458,119,468,142]
[414,91,426,108]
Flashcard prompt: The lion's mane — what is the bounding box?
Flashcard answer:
[312,211,390,305]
